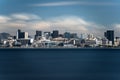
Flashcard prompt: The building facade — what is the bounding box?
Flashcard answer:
[17,29,28,39]
[35,30,42,40]
[104,30,114,45]
[52,30,59,38]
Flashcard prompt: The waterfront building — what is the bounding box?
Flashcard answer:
[94,38,102,47]
[84,40,96,47]
[17,29,28,39]
[17,39,31,46]
[102,38,108,46]
[115,37,120,46]
[67,38,80,46]
[52,30,59,38]
[35,30,42,40]
[104,30,114,45]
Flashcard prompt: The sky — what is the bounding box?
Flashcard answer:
[0,0,120,37]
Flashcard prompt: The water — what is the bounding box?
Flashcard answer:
[0,48,120,80]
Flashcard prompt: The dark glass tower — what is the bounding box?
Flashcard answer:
[34,31,42,40]
[52,30,59,38]
[104,30,114,45]
[36,31,42,36]
[17,29,21,39]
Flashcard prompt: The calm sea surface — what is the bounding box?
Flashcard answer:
[0,48,120,80]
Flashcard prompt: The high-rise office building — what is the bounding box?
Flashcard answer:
[52,30,59,38]
[17,29,28,39]
[104,30,114,45]
[17,29,21,39]
[36,31,42,36]
[34,30,42,40]
[64,32,71,39]
[16,29,29,45]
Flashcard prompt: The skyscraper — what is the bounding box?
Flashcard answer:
[104,30,114,45]
[17,29,28,39]
[52,30,59,38]
[36,31,42,36]
[34,30,42,40]
[17,29,21,39]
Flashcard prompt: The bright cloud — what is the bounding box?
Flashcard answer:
[11,13,41,20]
[31,1,78,7]
[0,16,11,23]
[31,1,120,7]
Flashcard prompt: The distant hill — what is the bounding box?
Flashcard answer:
[0,33,11,40]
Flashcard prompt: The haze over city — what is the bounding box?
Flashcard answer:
[0,0,120,37]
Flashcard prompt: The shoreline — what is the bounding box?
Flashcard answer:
[0,47,120,50]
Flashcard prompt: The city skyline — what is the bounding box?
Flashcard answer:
[0,29,116,38]
[0,0,120,36]
[0,29,116,39]
[0,29,118,48]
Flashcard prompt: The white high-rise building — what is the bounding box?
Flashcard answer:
[24,32,28,39]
